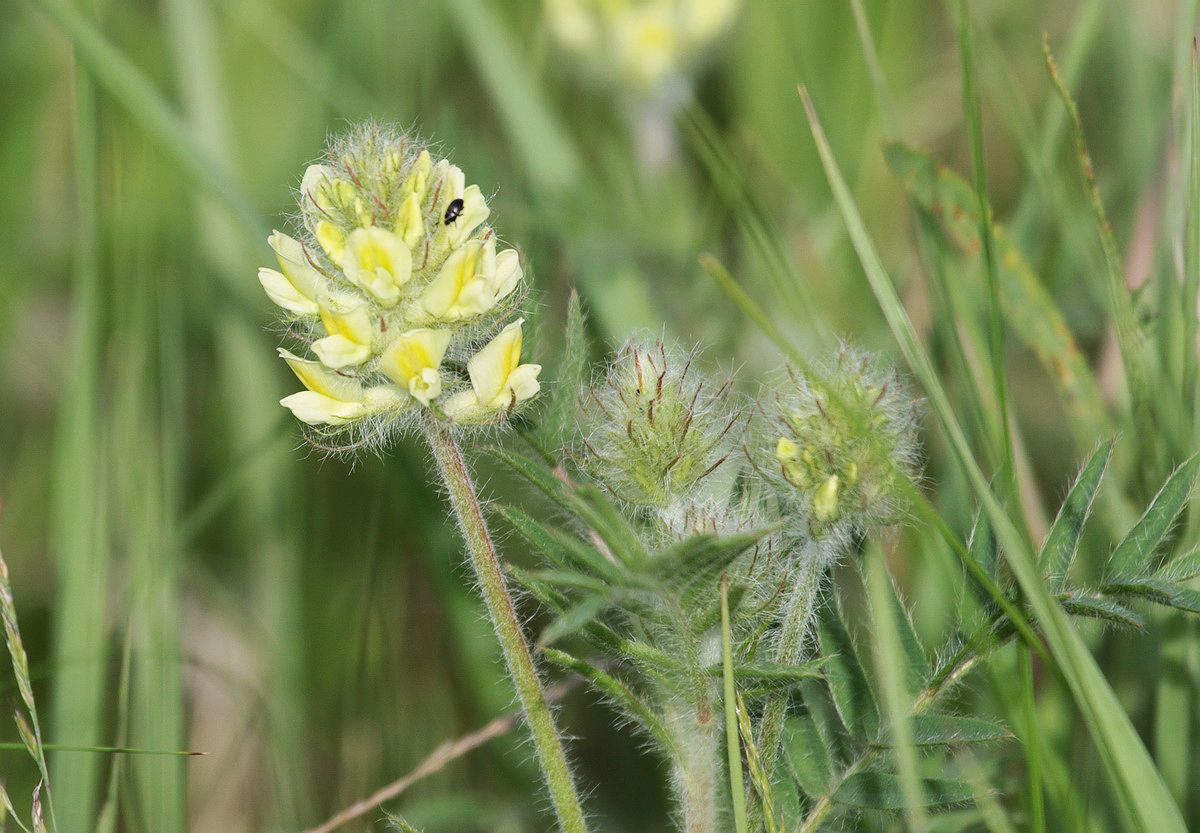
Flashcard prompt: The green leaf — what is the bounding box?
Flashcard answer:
[1100,578,1200,615]
[495,505,625,584]
[647,528,773,599]
[535,290,588,454]
[1154,547,1200,582]
[1040,439,1114,589]
[876,714,1012,748]
[1058,593,1145,630]
[817,603,879,740]
[569,485,649,567]
[540,648,675,753]
[486,447,577,515]
[721,576,750,833]
[1108,453,1200,579]
[879,565,929,693]
[833,772,974,809]
[706,660,826,695]
[783,713,834,797]
[538,594,611,647]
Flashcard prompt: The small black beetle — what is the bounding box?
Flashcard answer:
[444,198,465,225]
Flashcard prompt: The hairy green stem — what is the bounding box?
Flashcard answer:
[756,539,833,778]
[423,419,589,833]
[668,694,721,833]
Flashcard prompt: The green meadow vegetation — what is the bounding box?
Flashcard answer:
[3,0,1200,831]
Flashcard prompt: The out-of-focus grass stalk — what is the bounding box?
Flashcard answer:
[801,83,1189,833]
[160,0,311,819]
[958,6,1043,830]
[720,575,748,833]
[441,0,580,196]
[48,1,108,826]
[423,418,590,833]
[866,543,927,833]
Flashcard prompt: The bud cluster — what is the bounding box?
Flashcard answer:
[578,340,743,511]
[545,0,741,94]
[259,125,541,446]
[762,349,919,538]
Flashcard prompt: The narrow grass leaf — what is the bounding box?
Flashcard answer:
[1107,453,1200,579]
[722,576,750,833]
[867,545,928,830]
[496,504,625,583]
[1040,439,1114,589]
[1100,578,1200,614]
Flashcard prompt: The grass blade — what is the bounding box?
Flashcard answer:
[721,575,749,833]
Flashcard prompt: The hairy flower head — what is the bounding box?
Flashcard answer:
[577,339,743,509]
[259,124,540,450]
[545,0,740,94]
[762,348,919,538]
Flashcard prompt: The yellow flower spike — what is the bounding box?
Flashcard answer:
[316,220,347,267]
[394,191,425,248]
[443,319,541,421]
[342,227,412,307]
[616,5,680,90]
[260,231,328,314]
[312,300,376,369]
[379,328,452,406]
[812,474,840,523]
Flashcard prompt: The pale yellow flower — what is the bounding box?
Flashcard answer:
[313,299,376,369]
[379,328,452,405]
[443,319,541,420]
[259,231,329,315]
[342,227,412,307]
[421,237,521,321]
[432,160,490,249]
[278,349,402,425]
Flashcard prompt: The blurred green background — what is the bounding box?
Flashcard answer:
[0,0,1194,830]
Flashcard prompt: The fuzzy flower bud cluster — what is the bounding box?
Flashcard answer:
[578,340,742,511]
[259,125,540,443]
[764,349,918,538]
[545,0,740,94]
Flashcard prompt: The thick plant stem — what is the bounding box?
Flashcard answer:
[668,694,721,833]
[756,539,834,781]
[423,419,590,833]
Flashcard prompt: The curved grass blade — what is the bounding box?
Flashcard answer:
[1040,439,1114,589]
[1107,453,1200,579]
